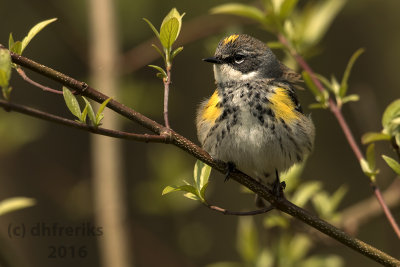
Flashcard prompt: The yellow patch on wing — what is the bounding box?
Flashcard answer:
[223,34,239,45]
[269,88,298,123]
[201,90,222,122]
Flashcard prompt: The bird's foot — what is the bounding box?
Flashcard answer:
[224,162,236,182]
[271,169,286,199]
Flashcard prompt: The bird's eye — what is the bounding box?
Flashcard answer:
[233,54,245,64]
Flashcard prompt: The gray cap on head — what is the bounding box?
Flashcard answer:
[211,34,284,78]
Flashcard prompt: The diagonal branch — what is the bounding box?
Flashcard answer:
[341,179,400,235]
[277,34,400,240]
[2,47,400,265]
[0,99,169,143]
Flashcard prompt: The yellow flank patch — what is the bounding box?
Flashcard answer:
[201,90,222,122]
[223,34,239,45]
[269,88,298,123]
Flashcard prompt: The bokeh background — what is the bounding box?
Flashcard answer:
[0,0,400,266]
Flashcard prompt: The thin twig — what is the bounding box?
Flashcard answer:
[328,99,364,160]
[163,66,171,128]
[0,99,169,143]
[341,179,400,235]
[120,15,253,73]
[3,47,400,265]
[15,67,78,95]
[206,203,274,216]
[372,184,400,237]
[15,67,64,95]
[277,34,400,240]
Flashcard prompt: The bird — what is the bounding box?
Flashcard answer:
[196,34,315,197]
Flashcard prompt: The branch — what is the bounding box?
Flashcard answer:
[15,67,64,95]
[277,34,400,240]
[297,179,400,244]
[163,66,171,128]
[206,203,274,216]
[341,179,400,235]
[0,99,169,143]
[3,47,400,266]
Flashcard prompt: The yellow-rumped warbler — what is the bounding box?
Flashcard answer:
[196,34,315,194]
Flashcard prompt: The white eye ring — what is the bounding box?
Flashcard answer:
[234,55,245,64]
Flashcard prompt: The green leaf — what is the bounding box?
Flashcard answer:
[183,192,201,201]
[156,73,165,79]
[206,262,243,267]
[211,3,266,24]
[193,160,212,192]
[382,155,400,176]
[291,181,322,207]
[302,71,325,102]
[0,71,8,88]
[160,8,185,48]
[171,46,183,59]
[10,41,22,55]
[360,158,370,174]
[279,0,299,19]
[82,97,96,125]
[255,249,274,267]
[314,73,332,90]
[329,185,348,212]
[21,18,57,54]
[0,49,11,88]
[312,192,331,217]
[330,75,340,96]
[199,182,209,201]
[361,132,391,144]
[1,85,13,100]
[300,0,346,47]
[300,255,344,267]
[161,8,185,33]
[289,234,311,261]
[263,214,289,229]
[151,44,165,61]
[62,87,81,119]
[160,18,179,50]
[303,72,329,109]
[366,143,376,171]
[80,103,88,123]
[162,184,196,195]
[95,97,112,126]
[359,158,376,178]
[308,103,327,109]
[0,197,36,216]
[339,48,365,98]
[382,99,400,130]
[266,41,285,50]
[162,184,202,201]
[280,160,307,193]
[341,94,360,104]
[143,18,160,40]
[148,65,167,79]
[237,217,259,263]
[162,185,179,195]
[8,33,15,50]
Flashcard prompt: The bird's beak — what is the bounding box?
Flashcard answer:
[202,57,222,64]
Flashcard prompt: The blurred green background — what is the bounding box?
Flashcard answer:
[0,0,400,266]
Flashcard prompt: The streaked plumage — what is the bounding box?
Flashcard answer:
[197,34,315,184]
